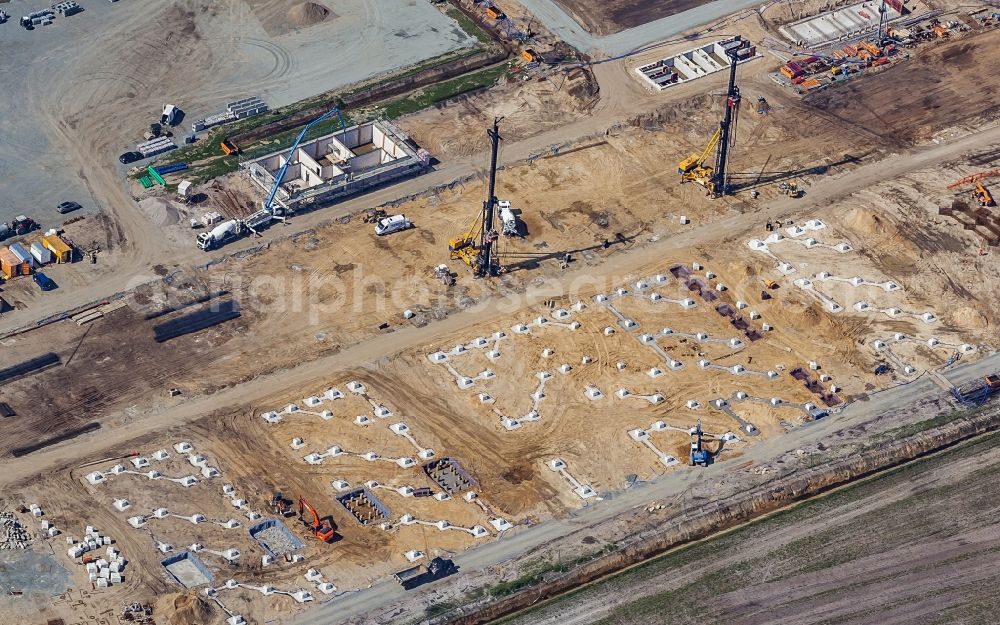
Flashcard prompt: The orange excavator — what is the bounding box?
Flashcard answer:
[298,496,336,543]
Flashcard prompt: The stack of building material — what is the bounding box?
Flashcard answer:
[137,136,177,158]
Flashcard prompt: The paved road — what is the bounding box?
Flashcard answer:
[516,0,764,57]
[293,352,1000,624]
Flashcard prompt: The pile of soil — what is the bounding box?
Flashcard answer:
[161,593,214,625]
[287,1,330,27]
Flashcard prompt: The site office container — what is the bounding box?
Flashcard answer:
[42,235,72,263]
[30,241,52,265]
[0,248,29,279]
[8,243,33,274]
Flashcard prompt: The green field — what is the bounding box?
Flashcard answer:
[495,431,1000,625]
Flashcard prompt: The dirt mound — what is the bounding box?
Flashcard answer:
[841,207,888,237]
[948,306,989,330]
[287,2,330,27]
[160,593,215,625]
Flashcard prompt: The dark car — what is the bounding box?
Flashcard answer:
[33,272,57,291]
[57,201,82,214]
[119,151,143,164]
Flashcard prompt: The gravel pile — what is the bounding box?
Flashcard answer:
[0,512,30,549]
[254,525,298,555]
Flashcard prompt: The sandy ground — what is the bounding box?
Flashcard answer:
[1,3,1000,624]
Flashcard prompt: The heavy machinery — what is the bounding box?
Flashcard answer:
[297,496,336,542]
[393,557,458,590]
[677,36,752,197]
[196,219,244,251]
[449,117,504,277]
[678,128,721,190]
[196,107,348,251]
[689,420,711,467]
[951,372,1000,405]
[974,181,995,207]
[947,170,999,208]
[269,492,294,517]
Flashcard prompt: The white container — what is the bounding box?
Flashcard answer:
[30,242,52,265]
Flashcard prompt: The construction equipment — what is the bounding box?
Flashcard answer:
[677,36,751,197]
[947,171,998,208]
[297,496,336,542]
[434,264,456,286]
[974,181,995,207]
[394,557,458,590]
[449,117,503,276]
[263,106,348,218]
[269,492,294,517]
[764,279,779,289]
[951,372,1000,405]
[678,127,721,189]
[779,181,803,198]
[363,209,388,224]
[9,215,38,236]
[689,420,711,466]
[196,219,244,251]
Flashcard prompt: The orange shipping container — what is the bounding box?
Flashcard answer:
[486,6,505,19]
[0,248,29,279]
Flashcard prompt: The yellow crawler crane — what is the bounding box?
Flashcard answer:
[678,127,722,192]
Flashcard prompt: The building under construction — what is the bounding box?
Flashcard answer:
[245,120,430,214]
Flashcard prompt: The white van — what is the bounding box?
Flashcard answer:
[161,104,179,126]
[375,214,412,236]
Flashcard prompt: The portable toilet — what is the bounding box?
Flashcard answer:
[8,243,33,272]
[0,248,29,278]
[30,241,52,265]
[42,235,72,263]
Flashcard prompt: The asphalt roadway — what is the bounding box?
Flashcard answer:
[515,0,765,57]
[293,351,1000,624]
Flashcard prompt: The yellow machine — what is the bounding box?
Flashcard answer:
[678,127,722,192]
[449,213,483,267]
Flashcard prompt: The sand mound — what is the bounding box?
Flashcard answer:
[948,306,989,330]
[287,2,329,27]
[842,206,888,237]
[160,593,214,625]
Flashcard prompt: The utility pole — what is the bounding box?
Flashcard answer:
[476,117,503,278]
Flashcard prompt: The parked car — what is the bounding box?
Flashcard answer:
[33,272,57,291]
[57,201,81,214]
[375,214,412,236]
[119,151,143,164]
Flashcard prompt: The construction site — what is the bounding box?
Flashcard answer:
[2,0,1000,624]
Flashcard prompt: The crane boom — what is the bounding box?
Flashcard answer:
[264,107,348,216]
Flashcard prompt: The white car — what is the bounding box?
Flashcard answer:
[375,214,412,236]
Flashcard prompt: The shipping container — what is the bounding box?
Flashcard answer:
[0,248,29,279]
[42,235,72,263]
[30,242,52,265]
[8,243,33,268]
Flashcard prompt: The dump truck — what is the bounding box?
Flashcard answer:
[196,220,243,251]
[393,557,457,590]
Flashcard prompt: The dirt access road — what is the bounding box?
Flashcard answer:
[0,58,656,335]
[2,111,998,522]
